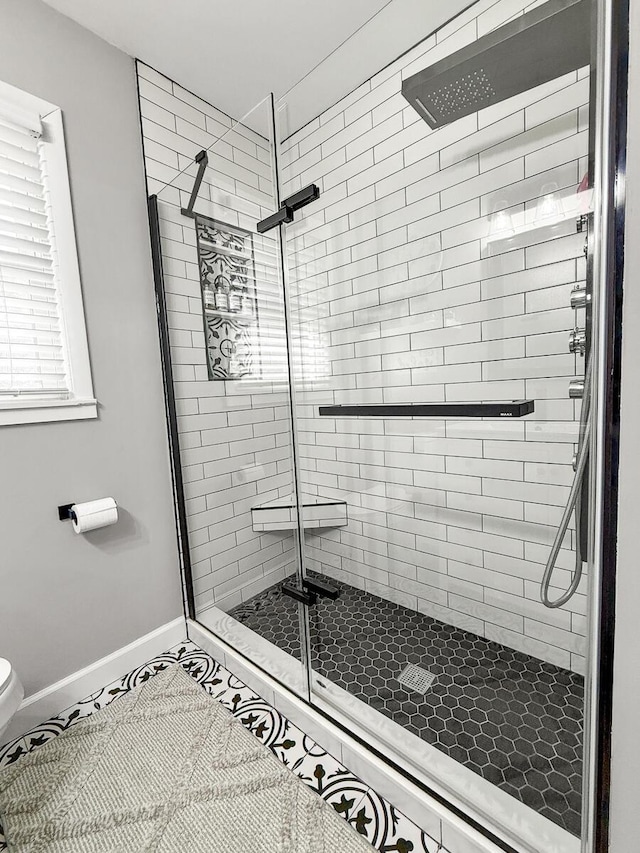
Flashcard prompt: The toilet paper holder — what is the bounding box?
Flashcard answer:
[57,498,119,534]
[58,503,76,522]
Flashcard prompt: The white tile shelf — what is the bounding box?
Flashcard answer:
[252,493,348,532]
[198,237,252,261]
[203,306,255,320]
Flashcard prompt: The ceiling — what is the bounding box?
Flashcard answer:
[40,0,474,133]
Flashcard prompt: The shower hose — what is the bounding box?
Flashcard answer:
[540,356,592,608]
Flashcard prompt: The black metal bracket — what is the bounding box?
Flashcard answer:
[319,400,534,419]
[256,184,320,234]
[303,577,340,600]
[577,213,590,232]
[282,581,317,606]
[284,184,320,213]
[58,503,75,522]
[180,149,209,219]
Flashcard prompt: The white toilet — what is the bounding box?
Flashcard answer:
[0,659,24,742]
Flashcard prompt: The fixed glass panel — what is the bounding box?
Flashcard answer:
[272,1,596,850]
[148,88,309,697]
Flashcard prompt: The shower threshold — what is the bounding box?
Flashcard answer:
[228,573,583,839]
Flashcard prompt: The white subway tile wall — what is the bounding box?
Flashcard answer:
[279,0,588,671]
[137,64,298,614]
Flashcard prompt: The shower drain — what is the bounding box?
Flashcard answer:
[397,663,436,694]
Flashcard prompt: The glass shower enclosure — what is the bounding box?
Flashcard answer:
[145,0,622,851]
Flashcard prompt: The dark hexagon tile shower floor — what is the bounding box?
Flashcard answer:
[229,573,584,837]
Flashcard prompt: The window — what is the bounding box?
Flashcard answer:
[0,80,95,425]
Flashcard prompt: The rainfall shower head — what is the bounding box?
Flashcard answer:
[402,0,592,130]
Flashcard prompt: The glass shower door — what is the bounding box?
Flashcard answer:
[148,92,310,697]
[273,0,595,850]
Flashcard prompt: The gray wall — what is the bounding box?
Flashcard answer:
[609,0,640,846]
[0,0,183,697]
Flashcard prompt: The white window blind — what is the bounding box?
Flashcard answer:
[0,113,69,399]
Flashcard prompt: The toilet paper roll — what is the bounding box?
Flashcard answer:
[71,497,118,534]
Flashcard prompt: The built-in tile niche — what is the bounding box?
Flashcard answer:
[195,215,260,380]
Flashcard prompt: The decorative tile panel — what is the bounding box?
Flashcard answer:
[196,216,259,381]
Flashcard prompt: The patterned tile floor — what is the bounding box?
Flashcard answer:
[0,641,440,853]
[230,574,584,837]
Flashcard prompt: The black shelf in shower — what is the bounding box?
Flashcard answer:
[318,400,534,418]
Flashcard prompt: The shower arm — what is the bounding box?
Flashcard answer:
[540,356,592,608]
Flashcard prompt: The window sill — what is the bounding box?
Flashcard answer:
[0,398,98,426]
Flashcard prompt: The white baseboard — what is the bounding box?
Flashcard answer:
[3,617,187,745]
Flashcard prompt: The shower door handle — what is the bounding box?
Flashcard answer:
[256,184,321,233]
[304,577,340,600]
[257,205,294,233]
[282,578,340,606]
[282,582,317,606]
[319,400,534,418]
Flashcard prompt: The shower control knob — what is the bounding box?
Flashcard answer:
[569,329,587,355]
[570,285,589,310]
[569,379,585,398]
[572,453,578,472]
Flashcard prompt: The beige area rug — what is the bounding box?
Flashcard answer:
[0,665,374,852]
